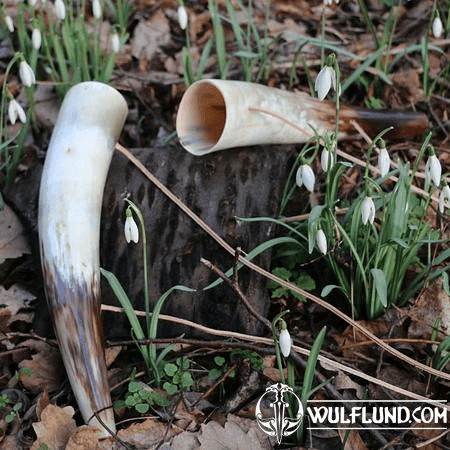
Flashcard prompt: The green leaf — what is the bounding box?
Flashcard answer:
[163,382,178,396]
[321,284,341,297]
[214,356,226,367]
[208,368,222,380]
[128,381,141,393]
[164,363,178,377]
[181,371,193,389]
[135,403,150,414]
[371,268,387,308]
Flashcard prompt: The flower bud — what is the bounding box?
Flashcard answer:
[433,16,443,38]
[55,0,66,20]
[177,6,188,30]
[296,164,315,192]
[317,229,327,255]
[32,28,42,50]
[111,32,120,53]
[425,154,441,187]
[124,209,139,243]
[93,0,102,19]
[4,15,14,33]
[279,324,291,358]
[378,146,390,178]
[19,60,36,87]
[361,196,375,225]
[8,99,27,124]
[439,185,450,214]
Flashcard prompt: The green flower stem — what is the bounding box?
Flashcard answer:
[125,200,150,337]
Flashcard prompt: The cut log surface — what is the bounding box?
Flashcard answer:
[100,144,296,338]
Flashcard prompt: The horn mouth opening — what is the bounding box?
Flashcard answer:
[176,81,227,155]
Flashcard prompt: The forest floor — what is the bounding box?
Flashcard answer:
[1,0,450,449]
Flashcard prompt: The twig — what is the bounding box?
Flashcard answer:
[114,143,450,382]
[101,304,450,412]
[200,257,272,331]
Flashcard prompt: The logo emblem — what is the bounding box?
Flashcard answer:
[255,383,303,444]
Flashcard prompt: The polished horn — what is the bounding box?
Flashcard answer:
[176,79,428,155]
[38,82,128,436]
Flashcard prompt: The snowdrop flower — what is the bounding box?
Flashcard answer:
[433,16,443,38]
[279,322,291,358]
[321,148,335,172]
[378,146,390,177]
[55,0,66,20]
[29,0,38,7]
[111,32,120,53]
[4,15,14,33]
[296,164,315,192]
[439,184,450,214]
[316,229,327,255]
[361,196,376,225]
[315,65,336,101]
[19,60,36,87]
[177,5,188,30]
[425,153,441,187]
[324,0,339,5]
[124,208,139,243]
[8,99,27,124]
[92,0,102,19]
[32,28,42,50]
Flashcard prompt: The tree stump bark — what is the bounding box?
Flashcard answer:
[100,143,296,338]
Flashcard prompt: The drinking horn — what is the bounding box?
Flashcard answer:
[176,79,428,155]
[38,82,128,436]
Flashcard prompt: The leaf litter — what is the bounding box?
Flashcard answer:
[1,0,450,448]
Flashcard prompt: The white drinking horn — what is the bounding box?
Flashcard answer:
[38,81,128,437]
[176,79,428,155]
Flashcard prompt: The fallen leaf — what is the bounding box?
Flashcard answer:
[338,427,369,450]
[65,425,104,450]
[131,10,171,62]
[31,404,77,450]
[0,205,31,265]
[18,340,63,394]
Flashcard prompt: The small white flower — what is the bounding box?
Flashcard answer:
[4,15,14,33]
[32,28,42,50]
[425,154,441,187]
[296,164,315,192]
[111,32,120,53]
[321,148,334,172]
[177,6,188,30]
[317,229,327,255]
[279,328,291,358]
[361,196,376,225]
[315,66,336,101]
[439,185,450,214]
[378,147,390,177]
[8,99,27,124]
[124,214,139,243]
[324,0,339,4]
[433,16,443,38]
[55,0,66,20]
[29,0,38,7]
[19,60,36,87]
[92,0,102,19]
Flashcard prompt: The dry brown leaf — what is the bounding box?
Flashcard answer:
[0,205,31,265]
[31,404,77,450]
[18,340,63,394]
[66,425,104,450]
[131,10,171,62]
[334,372,365,399]
[410,420,448,450]
[408,278,450,339]
[338,427,369,450]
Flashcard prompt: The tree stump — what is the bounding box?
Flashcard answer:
[100,143,296,338]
